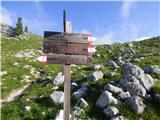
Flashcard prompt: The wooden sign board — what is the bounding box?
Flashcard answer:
[44,31,89,43]
[43,42,89,55]
[42,31,95,64]
[47,54,91,64]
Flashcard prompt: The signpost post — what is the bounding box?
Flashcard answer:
[63,10,71,120]
[37,10,96,120]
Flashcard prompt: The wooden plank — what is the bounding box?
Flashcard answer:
[43,43,89,55]
[47,54,90,64]
[44,31,89,44]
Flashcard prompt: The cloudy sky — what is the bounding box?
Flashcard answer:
[1,1,159,44]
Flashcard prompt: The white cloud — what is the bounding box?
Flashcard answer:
[121,0,134,18]
[133,36,152,41]
[0,7,15,25]
[95,32,113,45]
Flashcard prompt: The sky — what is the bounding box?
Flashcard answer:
[0,1,160,44]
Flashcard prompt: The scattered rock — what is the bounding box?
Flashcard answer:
[96,91,121,108]
[78,98,88,108]
[50,91,64,104]
[21,75,31,83]
[115,58,125,66]
[91,64,102,70]
[71,82,78,91]
[24,106,31,111]
[111,116,127,120]
[15,49,36,58]
[55,109,71,120]
[13,62,19,66]
[129,58,140,62]
[0,71,7,77]
[42,112,45,116]
[3,84,30,102]
[144,65,160,75]
[104,72,116,78]
[128,96,145,114]
[73,85,88,99]
[128,43,133,47]
[53,72,64,85]
[104,84,123,94]
[52,86,59,90]
[87,71,104,81]
[105,60,119,69]
[103,106,119,118]
[71,106,84,120]
[118,91,131,100]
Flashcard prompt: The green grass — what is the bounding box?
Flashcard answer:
[1,36,160,120]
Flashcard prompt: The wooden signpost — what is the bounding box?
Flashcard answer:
[38,10,96,120]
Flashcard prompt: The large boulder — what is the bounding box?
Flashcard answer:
[87,71,104,81]
[103,106,119,118]
[144,65,160,75]
[120,63,155,91]
[53,72,64,85]
[50,91,64,104]
[96,91,121,108]
[128,96,146,114]
[122,81,146,97]
[104,84,123,94]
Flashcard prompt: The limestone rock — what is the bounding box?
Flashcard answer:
[122,81,146,97]
[50,91,64,104]
[103,106,119,118]
[87,71,104,81]
[55,110,71,120]
[120,63,155,91]
[111,116,128,120]
[104,72,116,78]
[144,65,160,75]
[128,96,146,114]
[104,84,123,94]
[53,72,64,85]
[91,64,102,70]
[78,98,88,108]
[105,60,119,69]
[24,106,31,111]
[73,85,88,99]
[96,91,120,108]
[118,91,131,99]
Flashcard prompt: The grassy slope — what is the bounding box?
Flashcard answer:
[1,36,160,120]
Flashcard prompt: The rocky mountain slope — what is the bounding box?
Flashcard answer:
[1,25,160,120]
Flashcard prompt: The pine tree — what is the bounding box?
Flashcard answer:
[15,17,23,35]
[24,26,28,33]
